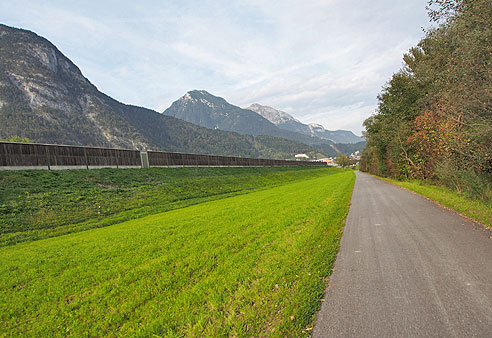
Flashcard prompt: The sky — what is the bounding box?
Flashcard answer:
[1,0,431,135]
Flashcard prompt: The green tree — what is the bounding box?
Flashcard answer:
[361,0,491,200]
[336,154,351,168]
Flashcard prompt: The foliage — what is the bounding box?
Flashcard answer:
[361,0,492,201]
[0,170,355,337]
[0,136,31,143]
[426,0,464,24]
[335,154,353,168]
[0,166,339,246]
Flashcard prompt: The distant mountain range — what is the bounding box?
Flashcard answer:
[162,91,366,155]
[246,104,363,144]
[163,90,337,148]
[0,23,364,159]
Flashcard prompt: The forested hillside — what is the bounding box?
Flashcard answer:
[360,0,491,200]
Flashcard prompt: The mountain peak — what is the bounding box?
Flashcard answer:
[0,24,88,89]
[186,89,211,97]
[165,91,283,135]
[179,90,230,108]
[246,104,300,125]
[246,103,363,144]
[178,90,223,112]
[308,123,326,133]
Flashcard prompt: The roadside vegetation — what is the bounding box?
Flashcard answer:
[0,170,355,337]
[382,177,492,228]
[360,0,491,203]
[0,136,32,143]
[0,166,338,246]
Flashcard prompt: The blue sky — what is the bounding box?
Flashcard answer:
[1,0,431,135]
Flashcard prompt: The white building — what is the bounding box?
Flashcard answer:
[295,153,310,161]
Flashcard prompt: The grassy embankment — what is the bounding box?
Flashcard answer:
[0,169,355,337]
[382,177,492,228]
[0,167,339,246]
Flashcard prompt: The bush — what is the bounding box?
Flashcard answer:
[435,159,491,201]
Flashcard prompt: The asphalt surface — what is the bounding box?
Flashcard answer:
[313,171,492,338]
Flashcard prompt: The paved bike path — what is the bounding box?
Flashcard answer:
[313,172,492,337]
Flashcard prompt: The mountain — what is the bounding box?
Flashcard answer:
[162,90,341,156]
[246,103,303,126]
[163,90,328,145]
[246,103,364,144]
[307,124,364,144]
[0,24,328,160]
[163,90,282,136]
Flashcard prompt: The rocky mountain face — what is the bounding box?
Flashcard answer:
[246,104,364,144]
[163,91,341,155]
[0,24,160,149]
[0,24,329,159]
[246,103,301,125]
[163,90,283,137]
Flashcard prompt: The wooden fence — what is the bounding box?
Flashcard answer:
[0,142,325,170]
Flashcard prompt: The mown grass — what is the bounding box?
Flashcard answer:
[382,177,492,228]
[0,170,355,337]
[0,167,338,246]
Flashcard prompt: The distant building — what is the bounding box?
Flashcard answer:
[316,157,336,166]
[295,154,309,161]
[350,151,361,161]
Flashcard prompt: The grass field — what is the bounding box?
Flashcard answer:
[0,167,338,246]
[382,177,492,228]
[0,169,355,337]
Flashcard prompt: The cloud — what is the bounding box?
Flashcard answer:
[1,0,430,135]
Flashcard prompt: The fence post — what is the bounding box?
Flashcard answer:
[0,142,6,166]
[140,151,149,168]
[83,147,89,170]
[45,145,51,170]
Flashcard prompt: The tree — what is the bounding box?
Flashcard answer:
[336,154,351,168]
[361,0,491,199]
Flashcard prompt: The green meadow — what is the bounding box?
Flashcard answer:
[0,168,355,337]
[0,166,339,246]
